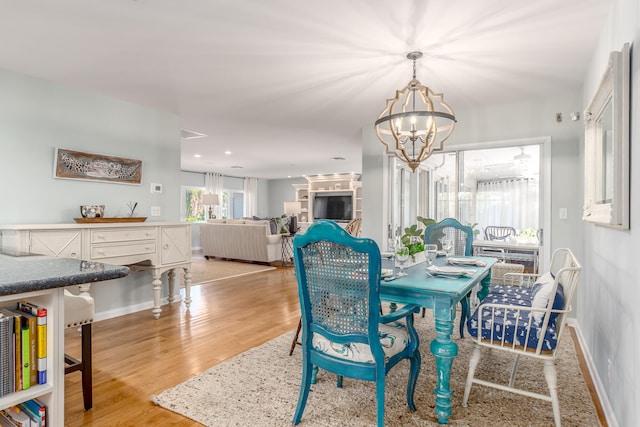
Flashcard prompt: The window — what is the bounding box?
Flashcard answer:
[583,43,630,229]
[220,190,245,219]
[181,186,206,222]
[181,186,246,221]
[389,143,542,239]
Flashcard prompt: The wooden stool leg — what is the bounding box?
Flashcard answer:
[289,318,302,356]
[81,323,93,410]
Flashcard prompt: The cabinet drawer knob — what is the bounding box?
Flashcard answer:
[70,252,77,257]
[163,244,169,250]
[96,234,105,239]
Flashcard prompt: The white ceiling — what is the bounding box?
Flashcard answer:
[0,0,611,179]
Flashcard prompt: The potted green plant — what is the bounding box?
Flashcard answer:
[400,216,436,262]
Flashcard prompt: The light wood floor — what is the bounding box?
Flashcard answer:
[63,265,300,426]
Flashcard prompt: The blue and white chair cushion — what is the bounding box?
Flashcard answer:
[312,322,410,363]
[467,276,565,353]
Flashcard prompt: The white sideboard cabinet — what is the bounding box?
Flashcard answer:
[0,222,192,319]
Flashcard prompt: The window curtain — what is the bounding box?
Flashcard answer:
[475,178,539,234]
[205,172,223,195]
[205,172,224,218]
[244,177,258,217]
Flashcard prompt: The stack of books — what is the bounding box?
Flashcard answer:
[0,301,47,396]
[0,399,47,426]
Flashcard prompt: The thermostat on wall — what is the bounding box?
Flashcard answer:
[150,183,163,193]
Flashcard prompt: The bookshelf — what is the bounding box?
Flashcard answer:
[0,288,62,425]
[293,174,362,224]
[0,254,129,425]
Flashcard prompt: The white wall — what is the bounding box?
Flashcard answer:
[578,0,639,425]
[268,177,306,218]
[0,67,183,319]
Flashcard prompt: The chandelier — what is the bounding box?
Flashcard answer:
[375,51,456,172]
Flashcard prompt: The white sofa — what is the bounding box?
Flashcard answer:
[200,219,282,263]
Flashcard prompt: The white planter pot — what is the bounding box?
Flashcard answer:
[405,251,426,268]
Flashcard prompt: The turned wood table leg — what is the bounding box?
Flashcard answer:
[430,306,458,425]
[183,267,192,308]
[167,269,176,303]
[151,271,162,319]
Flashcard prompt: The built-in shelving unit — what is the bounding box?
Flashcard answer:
[293,174,362,223]
[0,288,62,425]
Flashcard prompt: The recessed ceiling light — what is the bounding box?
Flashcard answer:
[331,156,346,161]
[230,165,243,169]
[224,150,232,155]
[181,129,207,139]
[193,154,201,158]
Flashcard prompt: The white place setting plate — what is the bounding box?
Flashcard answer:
[426,265,476,278]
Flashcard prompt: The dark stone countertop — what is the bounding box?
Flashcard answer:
[0,254,130,296]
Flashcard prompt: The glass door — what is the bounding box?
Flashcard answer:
[389,141,546,269]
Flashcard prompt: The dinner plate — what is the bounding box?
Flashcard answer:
[426,265,475,277]
[447,257,487,267]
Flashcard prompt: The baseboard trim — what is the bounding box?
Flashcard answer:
[567,318,619,427]
[93,295,182,322]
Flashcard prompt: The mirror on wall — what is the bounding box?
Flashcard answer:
[583,43,630,229]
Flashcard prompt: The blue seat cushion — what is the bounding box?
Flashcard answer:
[467,282,564,353]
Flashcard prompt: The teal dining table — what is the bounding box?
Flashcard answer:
[380,255,497,425]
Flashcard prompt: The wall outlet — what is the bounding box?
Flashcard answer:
[150,206,161,216]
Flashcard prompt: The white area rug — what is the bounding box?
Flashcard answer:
[150,313,600,426]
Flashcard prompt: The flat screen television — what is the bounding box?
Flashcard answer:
[313,194,353,222]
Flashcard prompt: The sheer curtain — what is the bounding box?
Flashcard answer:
[244,177,258,217]
[475,178,539,233]
[205,172,223,195]
[205,172,223,217]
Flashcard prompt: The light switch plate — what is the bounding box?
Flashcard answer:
[559,207,567,219]
[151,206,161,216]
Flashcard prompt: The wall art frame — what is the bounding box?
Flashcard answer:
[54,148,143,185]
[583,43,631,229]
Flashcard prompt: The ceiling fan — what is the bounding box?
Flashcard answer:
[514,147,531,161]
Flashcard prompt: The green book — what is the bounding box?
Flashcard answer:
[21,325,30,389]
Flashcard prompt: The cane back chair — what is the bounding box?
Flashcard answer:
[292,220,422,427]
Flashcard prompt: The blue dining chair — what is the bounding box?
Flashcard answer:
[424,218,474,337]
[292,220,422,427]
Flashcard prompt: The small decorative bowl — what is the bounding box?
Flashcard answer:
[80,205,105,218]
